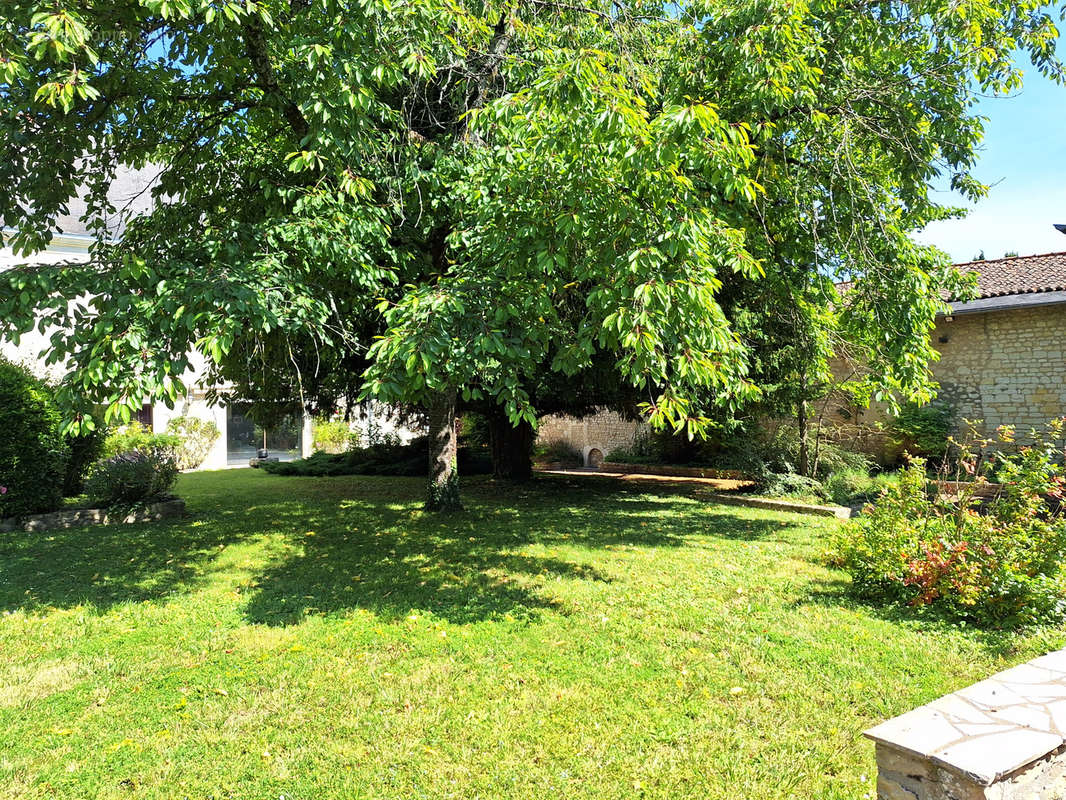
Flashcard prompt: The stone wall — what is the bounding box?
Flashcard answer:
[931,304,1066,436]
[536,411,643,467]
[825,303,1066,461]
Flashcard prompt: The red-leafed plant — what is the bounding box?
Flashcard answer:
[830,419,1066,627]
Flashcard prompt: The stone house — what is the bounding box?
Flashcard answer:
[838,251,1066,455]
[920,251,1066,434]
[538,251,1066,465]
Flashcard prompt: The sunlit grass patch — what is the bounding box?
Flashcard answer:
[1,470,1062,799]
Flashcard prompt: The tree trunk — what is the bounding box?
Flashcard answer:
[797,397,811,478]
[488,412,535,482]
[426,388,462,512]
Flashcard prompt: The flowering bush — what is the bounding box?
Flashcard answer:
[829,420,1066,627]
[84,448,180,507]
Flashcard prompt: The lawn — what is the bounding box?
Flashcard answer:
[2,471,1064,799]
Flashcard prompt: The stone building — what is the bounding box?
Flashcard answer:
[538,251,1066,465]
[923,252,1066,434]
[847,251,1066,445]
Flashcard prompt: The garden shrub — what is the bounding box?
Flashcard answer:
[889,401,954,460]
[572,427,709,466]
[84,447,180,507]
[166,416,221,470]
[0,357,68,519]
[830,420,1066,627]
[758,471,827,501]
[261,436,493,477]
[824,468,898,507]
[63,424,108,496]
[312,417,359,454]
[535,438,585,467]
[103,422,181,459]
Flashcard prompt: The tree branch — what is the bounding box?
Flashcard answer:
[241,16,309,141]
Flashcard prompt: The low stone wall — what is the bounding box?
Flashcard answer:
[600,462,750,481]
[0,498,186,533]
[536,411,643,467]
[866,649,1066,799]
[704,493,851,519]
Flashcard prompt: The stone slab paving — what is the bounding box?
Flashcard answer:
[866,650,1066,786]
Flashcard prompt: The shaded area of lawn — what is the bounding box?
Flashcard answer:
[0,474,794,622]
[2,470,1064,800]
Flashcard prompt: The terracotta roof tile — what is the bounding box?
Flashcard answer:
[955,251,1066,299]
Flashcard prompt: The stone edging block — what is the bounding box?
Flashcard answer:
[866,648,1066,798]
[0,498,186,533]
[703,492,852,519]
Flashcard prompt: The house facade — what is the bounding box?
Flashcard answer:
[917,252,1066,435]
[0,171,416,470]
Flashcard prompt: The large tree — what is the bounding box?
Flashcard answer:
[0,0,1060,510]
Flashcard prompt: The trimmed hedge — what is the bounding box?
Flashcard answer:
[0,358,68,519]
[262,437,493,477]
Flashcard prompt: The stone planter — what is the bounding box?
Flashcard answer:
[866,648,1066,798]
[0,498,186,533]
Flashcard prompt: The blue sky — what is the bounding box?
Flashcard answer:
[913,57,1066,262]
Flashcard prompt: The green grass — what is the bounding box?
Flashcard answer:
[2,471,1063,799]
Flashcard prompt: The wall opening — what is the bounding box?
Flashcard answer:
[587,448,604,468]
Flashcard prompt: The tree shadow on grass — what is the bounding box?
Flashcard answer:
[242,516,609,626]
[0,472,812,623]
[243,475,810,626]
[0,515,249,613]
[799,576,1024,658]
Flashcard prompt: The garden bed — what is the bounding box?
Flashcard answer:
[0,497,185,533]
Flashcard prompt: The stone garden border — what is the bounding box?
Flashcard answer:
[599,462,750,480]
[0,498,186,533]
[866,648,1066,799]
[702,492,852,519]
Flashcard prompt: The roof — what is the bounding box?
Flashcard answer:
[954,251,1066,300]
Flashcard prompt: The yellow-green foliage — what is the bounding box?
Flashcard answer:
[312,418,359,454]
[166,416,221,470]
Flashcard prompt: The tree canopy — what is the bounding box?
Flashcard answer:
[0,0,1061,506]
